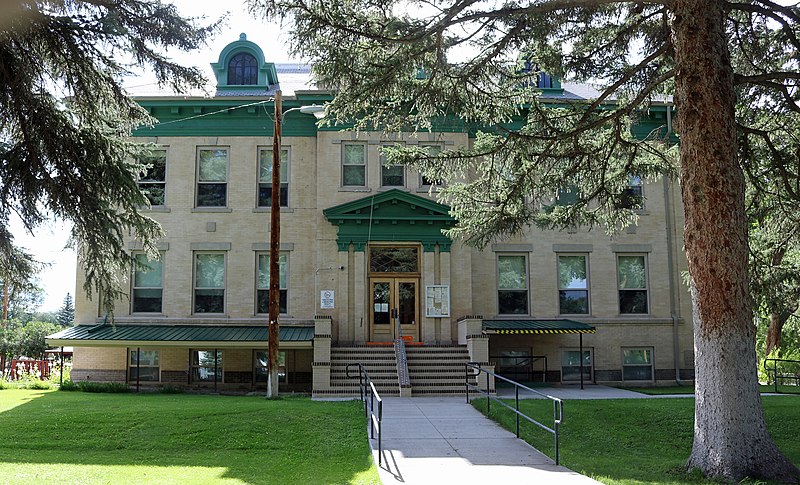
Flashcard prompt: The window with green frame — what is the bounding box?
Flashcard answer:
[617,254,648,314]
[192,350,223,382]
[137,148,166,206]
[132,253,163,313]
[258,147,289,207]
[196,148,228,207]
[342,143,366,186]
[558,254,589,314]
[129,349,159,382]
[254,350,286,383]
[194,253,225,313]
[380,144,404,187]
[256,252,288,314]
[498,255,528,314]
[622,348,653,381]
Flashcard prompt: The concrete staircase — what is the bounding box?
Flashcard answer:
[326,346,401,397]
[318,344,471,398]
[407,345,471,396]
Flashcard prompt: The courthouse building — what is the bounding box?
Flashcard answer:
[48,34,694,395]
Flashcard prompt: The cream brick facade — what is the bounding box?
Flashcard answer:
[56,35,694,392]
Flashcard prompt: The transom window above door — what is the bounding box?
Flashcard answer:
[369,246,419,273]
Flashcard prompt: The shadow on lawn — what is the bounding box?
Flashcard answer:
[0,390,378,484]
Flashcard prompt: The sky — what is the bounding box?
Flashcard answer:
[11,0,296,311]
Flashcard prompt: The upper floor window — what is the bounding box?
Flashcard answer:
[137,148,166,206]
[558,254,589,314]
[228,53,258,85]
[418,142,443,187]
[342,143,366,187]
[617,254,648,314]
[618,175,644,210]
[498,254,528,315]
[197,148,228,207]
[194,252,226,314]
[132,253,163,313]
[256,252,288,314]
[258,147,289,207]
[380,144,404,187]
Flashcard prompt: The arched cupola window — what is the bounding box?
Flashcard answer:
[228,53,258,85]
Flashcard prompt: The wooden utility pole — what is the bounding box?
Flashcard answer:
[267,91,283,398]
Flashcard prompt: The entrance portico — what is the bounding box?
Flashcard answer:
[324,190,456,344]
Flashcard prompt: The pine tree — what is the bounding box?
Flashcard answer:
[0,1,219,316]
[56,293,75,327]
[253,0,800,481]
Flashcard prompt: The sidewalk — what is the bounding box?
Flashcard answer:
[369,396,600,484]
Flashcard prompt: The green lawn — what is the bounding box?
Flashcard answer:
[620,384,800,395]
[0,389,379,484]
[472,395,800,484]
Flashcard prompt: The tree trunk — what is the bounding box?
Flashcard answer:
[765,311,790,357]
[673,1,799,481]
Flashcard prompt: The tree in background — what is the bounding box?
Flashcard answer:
[254,0,800,481]
[56,293,75,327]
[0,1,219,316]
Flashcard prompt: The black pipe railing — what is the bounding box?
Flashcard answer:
[465,362,563,465]
[765,358,800,393]
[347,363,384,466]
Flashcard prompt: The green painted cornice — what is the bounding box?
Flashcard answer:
[323,189,456,252]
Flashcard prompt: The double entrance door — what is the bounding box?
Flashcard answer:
[368,244,420,342]
[370,278,419,342]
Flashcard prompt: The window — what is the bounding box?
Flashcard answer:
[227,53,258,85]
[256,252,288,314]
[418,143,442,187]
[258,147,289,207]
[129,349,159,382]
[197,148,228,207]
[192,350,223,382]
[254,350,286,383]
[498,255,528,314]
[618,255,648,314]
[622,348,654,381]
[132,253,163,313]
[558,254,589,314]
[618,174,644,209]
[380,144,404,187]
[137,148,166,206]
[561,350,592,382]
[194,253,225,313]
[342,143,366,186]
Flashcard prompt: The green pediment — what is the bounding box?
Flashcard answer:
[323,189,456,252]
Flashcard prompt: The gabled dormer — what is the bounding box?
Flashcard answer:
[211,33,279,96]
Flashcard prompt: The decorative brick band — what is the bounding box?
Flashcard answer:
[71,369,126,383]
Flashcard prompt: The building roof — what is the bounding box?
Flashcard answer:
[482,319,596,334]
[46,325,314,348]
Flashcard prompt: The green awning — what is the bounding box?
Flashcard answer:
[46,324,314,349]
[483,319,596,335]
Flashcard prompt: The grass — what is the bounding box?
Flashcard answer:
[472,395,800,484]
[0,389,379,484]
[620,384,800,395]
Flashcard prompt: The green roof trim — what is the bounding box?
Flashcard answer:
[46,325,314,348]
[483,319,596,334]
[323,189,456,252]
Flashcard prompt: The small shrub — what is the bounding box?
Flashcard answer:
[22,380,54,390]
[59,380,79,391]
[77,381,131,393]
[0,379,16,390]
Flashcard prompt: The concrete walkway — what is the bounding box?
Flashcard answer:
[369,396,600,484]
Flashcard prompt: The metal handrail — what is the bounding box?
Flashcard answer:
[465,362,563,465]
[347,363,384,466]
[765,358,800,393]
